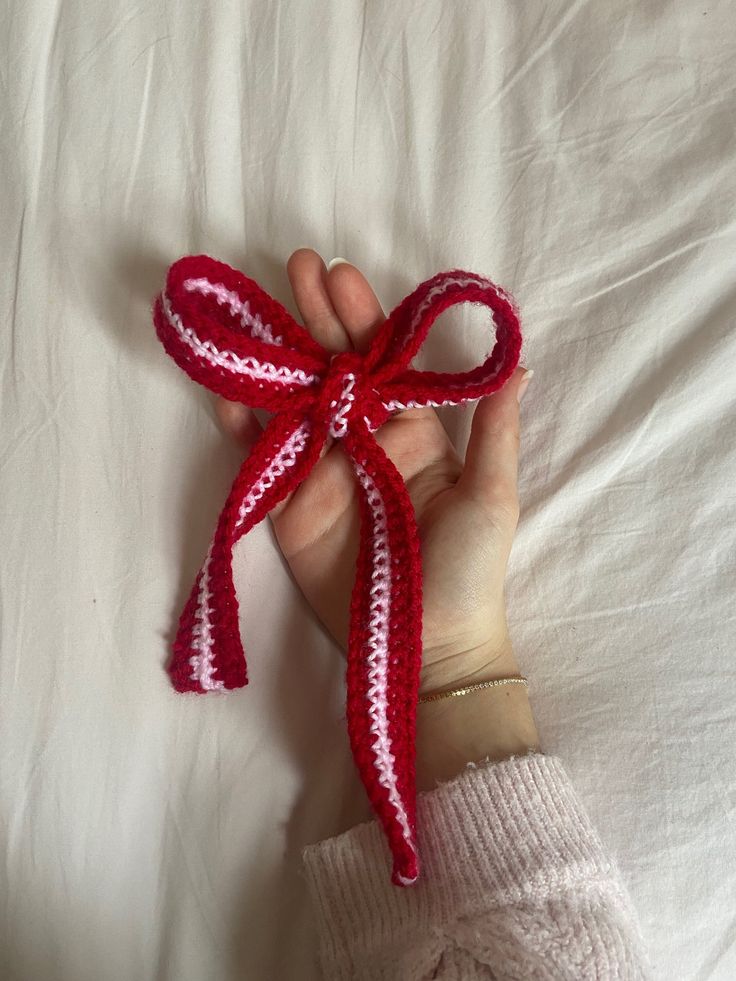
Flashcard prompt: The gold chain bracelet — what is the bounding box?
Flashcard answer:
[418,675,529,704]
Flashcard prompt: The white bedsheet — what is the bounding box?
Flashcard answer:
[1,2,734,978]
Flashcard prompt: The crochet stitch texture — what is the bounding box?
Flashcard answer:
[153,254,522,886]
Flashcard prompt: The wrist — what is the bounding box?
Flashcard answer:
[419,632,518,697]
[415,637,540,792]
[416,688,539,791]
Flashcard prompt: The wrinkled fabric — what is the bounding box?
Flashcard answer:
[303,755,651,980]
[0,2,734,980]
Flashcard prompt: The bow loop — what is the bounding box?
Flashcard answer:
[365,270,521,413]
[154,255,328,410]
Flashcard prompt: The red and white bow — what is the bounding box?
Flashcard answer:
[153,254,522,886]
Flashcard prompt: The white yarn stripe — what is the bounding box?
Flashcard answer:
[382,395,469,412]
[162,292,318,387]
[188,423,312,690]
[354,461,417,871]
[183,277,283,346]
[234,423,310,530]
[189,544,225,692]
[328,372,357,438]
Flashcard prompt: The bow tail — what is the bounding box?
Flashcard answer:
[170,410,323,694]
[342,426,424,886]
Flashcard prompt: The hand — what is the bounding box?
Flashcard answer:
[218,249,539,789]
[215,249,532,697]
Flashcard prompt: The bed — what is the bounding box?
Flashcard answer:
[1,1,734,978]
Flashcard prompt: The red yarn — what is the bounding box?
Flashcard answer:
[153,254,522,886]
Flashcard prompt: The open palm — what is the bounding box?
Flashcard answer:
[216,250,530,694]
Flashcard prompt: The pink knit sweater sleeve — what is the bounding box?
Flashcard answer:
[301,753,651,980]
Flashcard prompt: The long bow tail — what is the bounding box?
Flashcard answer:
[332,270,522,883]
[342,421,424,885]
[170,410,323,693]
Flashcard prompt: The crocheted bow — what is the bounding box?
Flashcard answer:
[153,254,522,886]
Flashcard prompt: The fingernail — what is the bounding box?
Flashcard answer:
[517,369,534,403]
[327,257,350,271]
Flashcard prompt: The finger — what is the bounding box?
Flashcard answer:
[324,258,385,353]
[215,397,263,450]
[326,258,441,425]
[457,367,533,517]
[286,249,352,352]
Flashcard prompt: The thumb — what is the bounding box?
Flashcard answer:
[457,367,533,518]
[215,396,264,451]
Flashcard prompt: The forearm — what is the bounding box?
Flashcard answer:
[416,637,540,791]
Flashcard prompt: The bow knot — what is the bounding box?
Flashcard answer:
[153,255,522,888]
[319,351,389,438]
[322,351,363,438]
